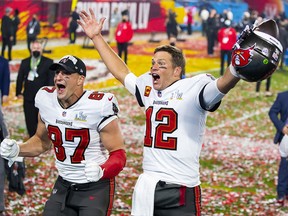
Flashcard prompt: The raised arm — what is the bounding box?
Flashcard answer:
[78,8,130,85]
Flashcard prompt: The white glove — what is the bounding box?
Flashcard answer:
[0,138,20,167]
[81,160,104,182]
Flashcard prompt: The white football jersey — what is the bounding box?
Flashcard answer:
[35,87,120,183]
[133,73,219,187]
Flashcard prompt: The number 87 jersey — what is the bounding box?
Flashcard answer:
[132,73,218,188]
[35,86,120,183]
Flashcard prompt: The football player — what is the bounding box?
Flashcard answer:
[0,55,126,216]
[78,8,282,216]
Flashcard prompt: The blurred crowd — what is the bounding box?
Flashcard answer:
[198,7,288,56]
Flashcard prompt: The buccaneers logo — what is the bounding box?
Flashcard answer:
[232,44,255,67]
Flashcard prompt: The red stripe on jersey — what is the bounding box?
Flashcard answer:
[194,185,201,216]
[106,178,115,216]
[179,186,186,206]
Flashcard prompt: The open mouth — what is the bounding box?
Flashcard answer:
[56,83,66,93]
[151,73,160,82]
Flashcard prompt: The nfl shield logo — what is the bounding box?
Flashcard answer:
[62,111,66,117]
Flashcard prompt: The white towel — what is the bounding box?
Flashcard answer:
[131,173,160,216]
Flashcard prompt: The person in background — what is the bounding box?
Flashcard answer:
[1,55,126,215]
[26,14,41,53]
[236,11,252,33]
[206,9,218,56]
[255,77,272,97]
[115,13,133,64]
[186,8,193,35]
[0,57,10,136]
[199,7,209,37]
[16,40,54,138]
[219,9,233,26]
[12,8,20,46]
[108,7,121,44]
[165,9,178,40]
[1,7,14,61]
[250,16,273,97]
[269,90,288,206]
[217,19,237,76]
[277,18,288,71]
[121,6,130,21]
[0,56,10,216]
[67,7,80,44]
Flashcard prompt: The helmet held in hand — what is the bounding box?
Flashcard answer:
[231,19,283,82]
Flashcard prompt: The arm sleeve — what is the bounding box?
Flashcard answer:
[201,78,225,110]
[100,149,126,179]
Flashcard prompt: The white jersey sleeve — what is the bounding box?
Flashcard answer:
[124,72,137,95]
[97,92,119,131]
[202,78,225,110]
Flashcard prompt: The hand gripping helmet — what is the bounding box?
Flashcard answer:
[231,19,283,82]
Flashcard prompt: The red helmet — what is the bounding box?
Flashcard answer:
[231,19,283,82]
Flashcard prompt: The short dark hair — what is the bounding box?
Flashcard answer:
[154,45,186,76]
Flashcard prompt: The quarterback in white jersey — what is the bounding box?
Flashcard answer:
[0,55,126,216]
[78,9,241,216]
[79,8,281,216]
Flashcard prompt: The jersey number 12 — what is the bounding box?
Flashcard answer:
[144,107,178,150]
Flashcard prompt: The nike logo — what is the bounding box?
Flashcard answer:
[108,96,113,101]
